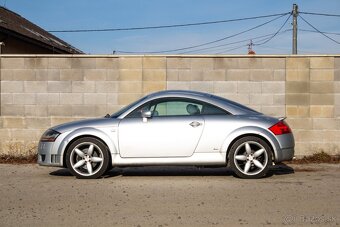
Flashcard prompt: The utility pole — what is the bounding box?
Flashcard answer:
[292,4,298,54]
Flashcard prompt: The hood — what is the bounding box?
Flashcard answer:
[52,117,119,133]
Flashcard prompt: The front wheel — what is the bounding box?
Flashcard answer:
[229,136,272,179]
[65,137,110,179]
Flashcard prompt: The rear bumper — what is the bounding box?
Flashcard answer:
[274,133,295,162]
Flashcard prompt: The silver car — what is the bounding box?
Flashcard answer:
[38,90,294,179]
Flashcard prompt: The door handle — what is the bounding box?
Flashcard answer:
[189,121,202,127]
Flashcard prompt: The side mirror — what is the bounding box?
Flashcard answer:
[141,110,152,122]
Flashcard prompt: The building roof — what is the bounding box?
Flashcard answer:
[0,7,83,54]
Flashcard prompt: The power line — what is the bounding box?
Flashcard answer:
[180,29,292,54]
[214,44,247,54]
[48,12,289,33]
[253,14,291,46]
[115,13,289,54]
[300,11,340,18]
[299,29,340,36]
[299,15,340,44]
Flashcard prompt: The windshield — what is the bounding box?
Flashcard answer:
[110,96,148,118]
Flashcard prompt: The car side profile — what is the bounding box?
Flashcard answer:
[38,90,295,179]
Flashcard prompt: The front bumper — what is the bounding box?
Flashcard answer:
[37,141,63,167]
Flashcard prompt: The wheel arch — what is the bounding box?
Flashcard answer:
[58,128,117,167]
[222,126,281,163]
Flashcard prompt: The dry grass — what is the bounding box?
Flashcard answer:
[286,151,340,164]
[0,141,38,164]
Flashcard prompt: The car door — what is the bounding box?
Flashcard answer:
[118,98,204,158]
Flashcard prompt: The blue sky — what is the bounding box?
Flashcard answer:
[3,0,340,54]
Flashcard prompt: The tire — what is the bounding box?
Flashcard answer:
[228,136,272,179]
[65,137,110,179]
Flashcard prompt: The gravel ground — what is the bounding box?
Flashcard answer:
[0,163,339,226]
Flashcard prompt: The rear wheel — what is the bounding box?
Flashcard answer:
[229,136,272,179]
[66,137,109,179]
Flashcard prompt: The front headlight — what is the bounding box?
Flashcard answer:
[40,129,60,142]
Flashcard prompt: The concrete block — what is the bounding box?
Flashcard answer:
[94,105,108,116]
[167,57,191,69]
[3,117,26,128]
[191,58,213,70]
[261,105,285,117]
[273,94,285,105]
[286,118,313,130]
[273,69,285,81]
[250,69,273,81]
[60,69,84,81]
[119,57,142,69]
[179,70,195,81]
[286,94,309,105]
[95,81,118,92]
[1,81,24,93]
[237,81,261,93]
[118,93,142,105]
[213,81,237,93]
[203,70,225,81]
[335,57,340,69]
[286,105,310,117]
[334,82,340,93]
[1,58,24,69]
[0,129,11,140]
[310,94,334,105]
[166,81,191,90]
[23,58,36,69]
[119,70,142,81]
[36,93,60,105]
[262,58,285,69]
[107,94,118,104]
[1,69,13,80]
[226,69,250,81]
[48,105,73,116]
[47,81,72,93]
[214,58,239,69]
[312,118,339,130]
[286,69,310,81]
[24,105,48,117]
[143,69,166,81]
[44,69,60,81]
[84,69,107,81]
[261,81,285,93]
[250,94,273,105]
[221,94,249,105]
[310,57,334,69]
[310,69,334,81]
[106,70,119,81]
[12,93,36,105]
[190,81,213,93]
[310,105,334,118]
[143,57,166,69]
[25,117,51,129]
[335,69,340,81]
[72,81,96,93]
[51,117,79,126]
[48,58,71,69]
[1,105,25,116]
[35,58,49,69]
[84,93,107,105]
[71,58,96,69]
[1,94,13,104]
[96,58,118,69]
[310,81,334,93]
[119,81,142,93]
[286,81,309,93]
[143,82,166,94]
[12,69,36,81]
[72,105,96,117]
[286,57,309,69]
[60,93,83,105]
[24,81,47,93]
[166,70,179,81]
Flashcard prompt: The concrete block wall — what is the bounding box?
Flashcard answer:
[0,55,339,157]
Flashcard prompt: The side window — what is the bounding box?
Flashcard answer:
[201,103,229,115]
[151,100,203,117]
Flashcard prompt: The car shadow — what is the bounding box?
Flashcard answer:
[49,163,295,179]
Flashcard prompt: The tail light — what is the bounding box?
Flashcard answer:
[269,121,291,135]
